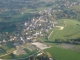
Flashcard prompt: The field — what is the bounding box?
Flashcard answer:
[1,42,15,51]
[15,49,38,59]
[0,47,38,60]
[1,50,37,60]
[44,47,80,60]
[0,49,5,56]
[71,5,80,11]
[43,19,80,60]
[49,19,80,41]
[0,12,34,33]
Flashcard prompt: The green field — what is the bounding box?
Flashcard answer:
[0,48,38,59]
[15,49,38,59]
[71,5,80,11]
[0,49,5,56]
[49,19,80,41]
[44,47,80,60]
[2,42,15,51]
[43,19,80,60]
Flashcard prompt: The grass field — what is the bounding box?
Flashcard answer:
[71,5,80,11]
[15,49,38,59]
[43,19,80,60]
[49,19,80,41]
[2,42,15,51]
[0,49,5,56]
[44,47,80,60]
[0,48,38,59]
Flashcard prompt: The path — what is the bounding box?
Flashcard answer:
[0,53,11,57]
[48,30,54,39]
[55,26,64,30]
[48,26,64,39]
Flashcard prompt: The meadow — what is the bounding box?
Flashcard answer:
[0,48,38,59]
[44,47,80,60]
[43,19,80,60]
[49,19,80,41]
[0,49,5,56]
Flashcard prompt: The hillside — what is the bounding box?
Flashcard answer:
[49,19,80,41]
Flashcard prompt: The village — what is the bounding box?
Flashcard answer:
[0,0,80,59]
[0,0,80,44]
[0,7,59,58]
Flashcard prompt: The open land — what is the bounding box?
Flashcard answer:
[42,19,80,60]
[44,46,80,60]
[49,19,80,41]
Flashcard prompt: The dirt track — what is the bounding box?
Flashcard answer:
[55,26,64,30]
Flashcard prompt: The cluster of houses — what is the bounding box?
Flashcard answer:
[21,14,58,43]
[0,0,80,48]
[0,7,58,49]
[12,13,57,54]
[0,0,80,56]
[55,0,80,9]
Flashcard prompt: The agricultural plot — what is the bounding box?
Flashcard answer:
[1,42,15,51]
[71,5,80,11]
[27,45,36,51]
[44,47,80,60]
[0,48,38,59]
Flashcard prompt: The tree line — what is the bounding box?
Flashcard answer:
[55,37,80,45]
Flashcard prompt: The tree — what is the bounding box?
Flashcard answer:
[10,53,15,58]
[45,52,52,58]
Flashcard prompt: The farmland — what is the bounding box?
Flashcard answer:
[44,46,80,60]
[0,48,38,59]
